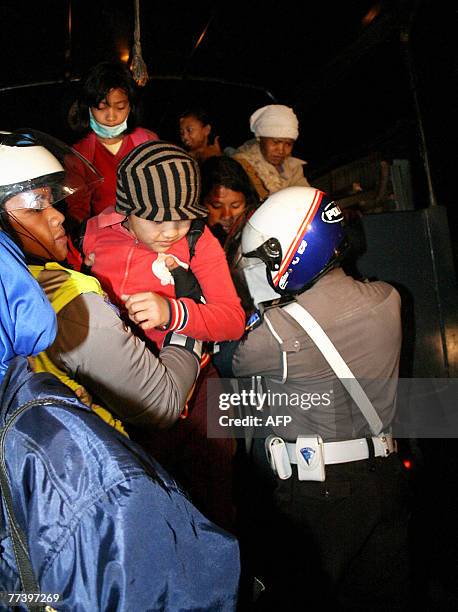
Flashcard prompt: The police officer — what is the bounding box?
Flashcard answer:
[218,186,410,610]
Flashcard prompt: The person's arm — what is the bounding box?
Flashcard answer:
[0,233,56,378]
[64,140,94,223]
[169,227,245,341]
[121,228,246,342]
[48,293,200,427]
[231,311,284,379]
[134,127,160,143]
[289,160,311,188]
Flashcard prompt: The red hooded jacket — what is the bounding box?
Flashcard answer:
[83,207,245,348]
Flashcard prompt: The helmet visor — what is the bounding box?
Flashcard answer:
[3,185,57,212]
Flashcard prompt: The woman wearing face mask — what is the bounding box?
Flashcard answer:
[66,60,159,226]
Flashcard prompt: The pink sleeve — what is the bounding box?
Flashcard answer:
[167,227,245,342]
[146,130,160,141]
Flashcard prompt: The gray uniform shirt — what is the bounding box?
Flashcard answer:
[232,268,401,441]
[36,268,199,428]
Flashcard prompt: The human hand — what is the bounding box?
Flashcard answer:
[121,291,171,329]
[206,135,222,156]
[165,257,205,303]
[164,256,179,272]
[75,385,93,407]
[195,136,222,162]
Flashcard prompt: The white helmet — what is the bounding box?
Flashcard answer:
[238,186,348,307]
[0,129,102,211]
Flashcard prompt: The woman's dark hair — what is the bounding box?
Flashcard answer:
[178,108,217,145]
[201,156,260,301]
[200,155,259,213]
[68,61,142,136]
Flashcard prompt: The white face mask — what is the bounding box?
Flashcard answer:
[89,110,128,139]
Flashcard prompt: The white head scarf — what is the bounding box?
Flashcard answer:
[249,105,299,140]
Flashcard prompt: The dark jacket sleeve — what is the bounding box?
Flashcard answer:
[48,293,199,427]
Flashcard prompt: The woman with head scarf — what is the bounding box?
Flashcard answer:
[232,104,310,201]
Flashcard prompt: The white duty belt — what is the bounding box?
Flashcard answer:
[265,433,396,481]
[285,435,396,465]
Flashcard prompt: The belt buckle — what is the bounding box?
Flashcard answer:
[380,434,396,456]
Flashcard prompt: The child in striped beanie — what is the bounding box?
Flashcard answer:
[82,140,245,349]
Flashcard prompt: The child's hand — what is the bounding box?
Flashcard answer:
[165,256,179,271]
[121,292,170,329]
[166,258,205,304]
[194,136,222,162]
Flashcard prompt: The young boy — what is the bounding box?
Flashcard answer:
[82,141,243,529]
[82,141,245,348]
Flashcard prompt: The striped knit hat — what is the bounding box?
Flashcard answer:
[116,141,207,221]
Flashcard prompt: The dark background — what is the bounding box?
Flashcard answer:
[0,0,455,225]
[1,1,457,607]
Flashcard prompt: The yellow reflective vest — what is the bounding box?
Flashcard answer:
[29,262,127,436]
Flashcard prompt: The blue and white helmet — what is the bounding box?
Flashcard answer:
[238,186,348,306]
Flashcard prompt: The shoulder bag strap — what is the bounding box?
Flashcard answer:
[283,301,384,435]
[0,417,45,611]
